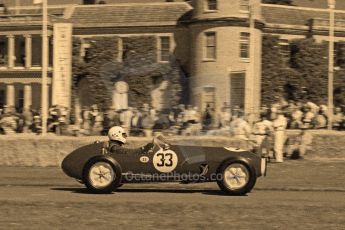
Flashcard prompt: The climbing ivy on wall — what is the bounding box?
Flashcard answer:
[262,35,345,107]
[72,36,184,110]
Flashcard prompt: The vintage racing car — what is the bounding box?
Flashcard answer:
[61,136,267,195]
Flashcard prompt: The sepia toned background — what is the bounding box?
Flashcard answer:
[0,0,344,229]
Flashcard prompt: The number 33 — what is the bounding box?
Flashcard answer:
[156,153,173,167]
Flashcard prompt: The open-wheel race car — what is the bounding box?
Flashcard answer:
[62,136,267,195]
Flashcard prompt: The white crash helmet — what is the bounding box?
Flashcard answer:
[108,126,127,144]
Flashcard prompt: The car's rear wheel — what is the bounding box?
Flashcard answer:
[217,160,256,195]
[83,157,122,193]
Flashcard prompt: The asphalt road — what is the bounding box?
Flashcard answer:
[0,160,344,230]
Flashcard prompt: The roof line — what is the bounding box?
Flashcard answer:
[72,2,192,9]
[261,3,345,14]
[8,5,74,10]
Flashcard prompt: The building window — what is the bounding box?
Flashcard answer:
[159,36,170,62]
[31,36,42,67]
[230,72,245,109]
[240,32,250,59]
[0,89,5,107]
[206,0,217,11]
[205,32,216,60]
[0,41,7,66]
[240,0,250,12]
[278,39,290,61]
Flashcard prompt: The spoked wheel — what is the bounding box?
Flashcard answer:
[83,157,122,194]
[217,160,256,195]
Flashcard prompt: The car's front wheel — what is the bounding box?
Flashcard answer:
[217,160,256,195]
[83,157,122,193]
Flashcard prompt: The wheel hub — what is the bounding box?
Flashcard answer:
[224,163,249,190]
[89,162,115,188]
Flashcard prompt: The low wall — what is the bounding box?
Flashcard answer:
[0,135,249,167]
[0,130,344,167]
[304,130,345,161]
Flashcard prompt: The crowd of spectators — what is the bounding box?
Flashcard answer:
[264,98,345,130]
[0,98,344,137]
[2,98,343,162]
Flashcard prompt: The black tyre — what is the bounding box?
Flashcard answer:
[83,157,122,194]
[216,160,257,195]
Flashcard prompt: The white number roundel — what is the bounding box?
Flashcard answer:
[153,149,178,173]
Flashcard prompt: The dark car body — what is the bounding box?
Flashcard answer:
[62,138,266,185]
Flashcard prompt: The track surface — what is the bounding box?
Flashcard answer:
[1,160,344,229]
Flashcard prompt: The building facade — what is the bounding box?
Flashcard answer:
[1,0,345,116]
[0,12,54,110]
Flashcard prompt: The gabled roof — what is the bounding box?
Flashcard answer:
[262,4,345,26]
[62,2,192,28]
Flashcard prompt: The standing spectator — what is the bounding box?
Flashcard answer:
[14,108,24,133]
[230,111,251,140]
[22,107,33,133]
[252,113,273,157]
[270,104,279,121]
[141,110,155,137]
[0,105,18,134]
[31,115,42,134]
[314,110,327,129]
[186,106,202,136]
[130,108,143,136]
[218,105,232,129]
[149,106,157,123]
[81,106,91,133]
[290,106,303,129]
[102,106,120,135]
[92,111,104,136]
[56,116,68,136]
[333,107,344,130]
[153,110,170,133]
[202,104,213,130]
[60,106,69,124]
[48,105,60,133]
[319,105,328,115]
[272,110,288,163]
[260,105,269,117]
[175,104,186,132]
[232,105,241,118]
[306,101,319,115]
[184,105,194,123]
[190,106,201,123]
[168,108,176,125]
[89,104,99,129]
[302,106,315,129]
[0,105,17,134]
[121,107,133,135]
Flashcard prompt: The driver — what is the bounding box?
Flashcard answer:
[107,126,153,154]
